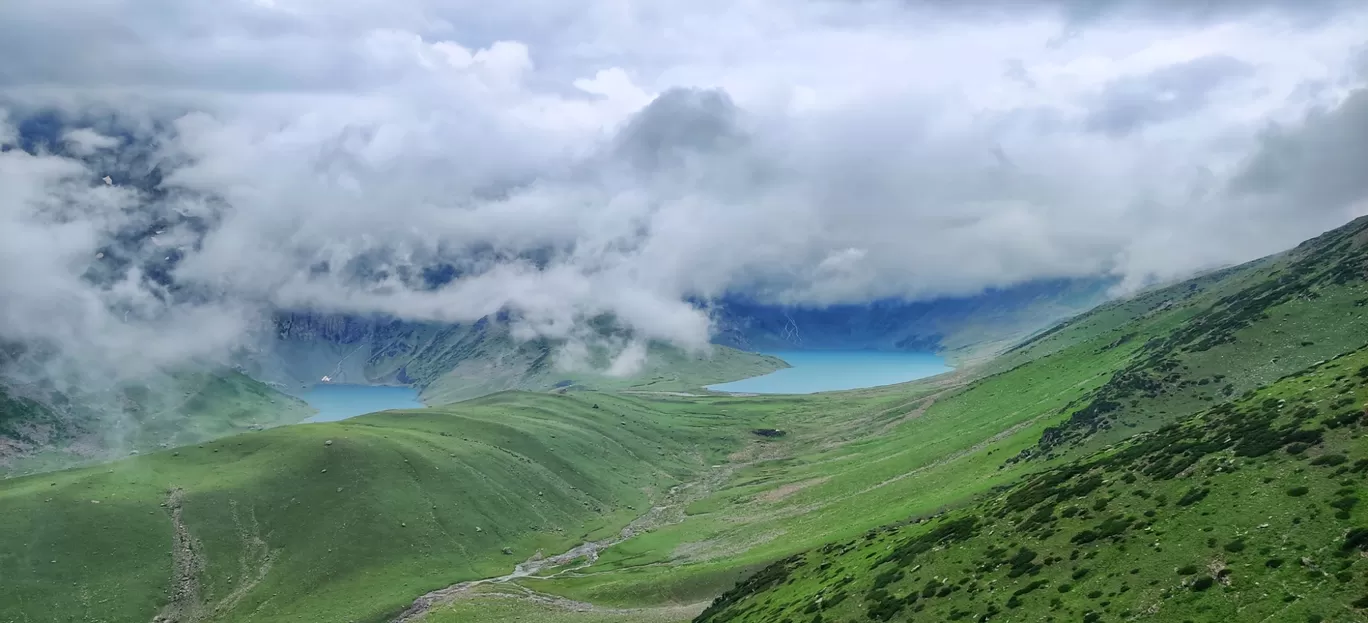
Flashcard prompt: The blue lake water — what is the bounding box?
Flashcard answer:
[706,351,951,394]
[300,384,426,422]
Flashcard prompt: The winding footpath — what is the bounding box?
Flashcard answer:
[388,449,760,622]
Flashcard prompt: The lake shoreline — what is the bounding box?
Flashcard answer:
[705,350,951,395]
[300,384,427,423]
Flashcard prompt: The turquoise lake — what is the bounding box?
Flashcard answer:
[705,350,951,394]
[301,384,425,422]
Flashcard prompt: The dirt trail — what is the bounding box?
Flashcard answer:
[467,584,706,620]
[389,443,781,623]
[213,501,277,614]
[152,488,206,623]
[620,391,703,397]
[150,491,276,623]
[871,388,955,436]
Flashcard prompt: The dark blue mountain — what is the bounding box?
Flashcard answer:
[712,278,1114,360]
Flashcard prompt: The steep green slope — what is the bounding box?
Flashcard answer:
[512,334,1130,611]
[696,346,1368,623]
[498,216,1368,616]
[0,371,313,476]
[0,392,764,623]
[1025,215,1368,455]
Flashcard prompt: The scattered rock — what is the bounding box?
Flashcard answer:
[324,440,333,446]
[501,547,514,555]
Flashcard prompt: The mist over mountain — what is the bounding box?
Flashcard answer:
[7,2,1368,621]
[3,0,1368,460]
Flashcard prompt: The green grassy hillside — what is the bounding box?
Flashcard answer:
[677,217,1368,623]
[495,216,1368,619]
[0,392,767,623]
[0,371,313,477]
[696,344,1368,623]
[5,218,1368,623]
[1023,215,1368,455]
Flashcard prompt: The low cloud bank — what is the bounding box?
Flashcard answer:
[2,0,1367,383]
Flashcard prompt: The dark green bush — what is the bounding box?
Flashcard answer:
[1176,487,1210,506]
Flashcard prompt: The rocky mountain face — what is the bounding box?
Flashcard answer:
[712,278,1114,361]
[243,312,547,399]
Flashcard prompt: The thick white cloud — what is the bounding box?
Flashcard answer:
[1,0,1367,375]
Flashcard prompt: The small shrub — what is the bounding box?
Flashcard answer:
[1330,497,1359,512]
[1341,527,1368,552]
[1176,487,1210,507]
[1311,454,1348,467]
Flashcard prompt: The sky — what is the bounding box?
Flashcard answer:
[1,0,1367,378]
